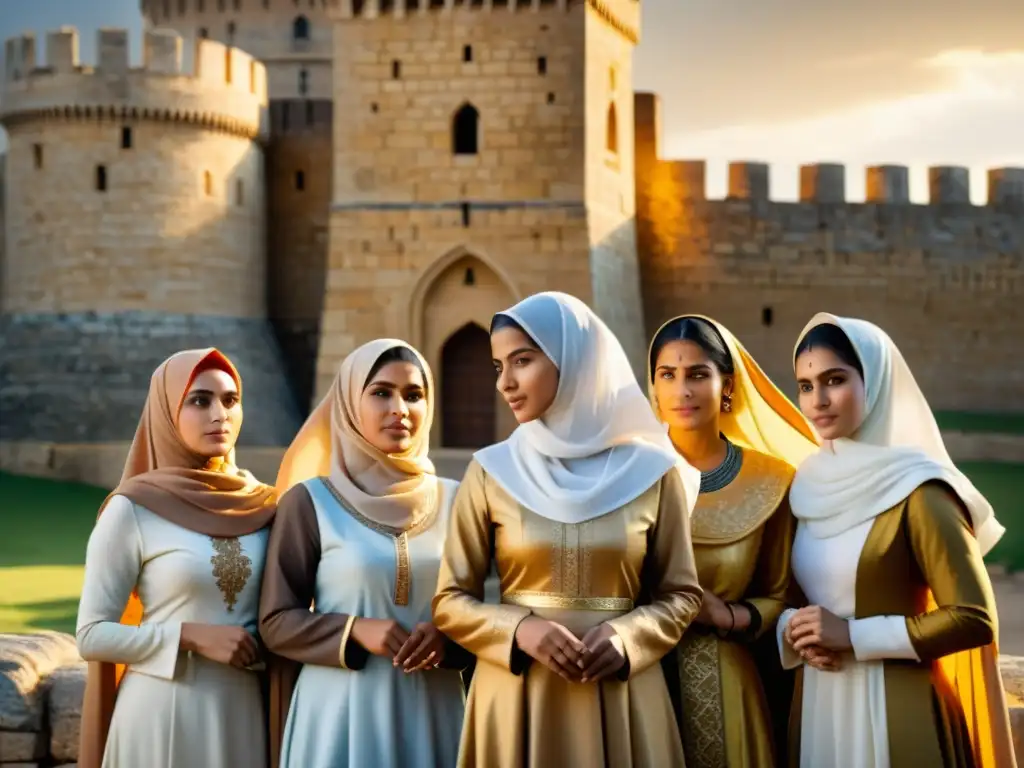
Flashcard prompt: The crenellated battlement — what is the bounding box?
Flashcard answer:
[1,27,268,141]
[333,0,639,41]
[648,158,1024,209]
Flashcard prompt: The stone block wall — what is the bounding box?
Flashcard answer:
[0,313,302,445]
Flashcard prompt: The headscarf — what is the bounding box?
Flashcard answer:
[788,313,1004,554]
[275,338,438,529]
[647,314,819,470]
[790,313,1013,768]
[79,348,276,768]
[475,292,701,523]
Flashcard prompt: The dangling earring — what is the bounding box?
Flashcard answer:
[722,393,733,413]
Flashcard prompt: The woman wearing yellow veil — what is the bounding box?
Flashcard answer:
[647,315,819,768]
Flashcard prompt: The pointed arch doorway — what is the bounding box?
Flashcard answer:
[440,323,495,448]
[409,248,519,448]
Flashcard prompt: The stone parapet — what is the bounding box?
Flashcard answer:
[1,28,268,142]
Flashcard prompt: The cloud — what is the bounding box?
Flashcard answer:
[658,49,1024,204]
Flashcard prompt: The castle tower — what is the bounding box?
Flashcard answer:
[317,0,647,449]
[0,27,301,446]
[140,0,335,406]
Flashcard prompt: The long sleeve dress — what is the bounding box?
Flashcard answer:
[259,476,468,768]
[779,481,1003,768]
[432,460,704,768]
[76,494,269,768]
[665,447,796,768]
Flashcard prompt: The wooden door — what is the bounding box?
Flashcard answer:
[441,323,495,448]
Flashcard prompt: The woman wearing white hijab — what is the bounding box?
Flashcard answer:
[259,340,469,768]
[432,291,704,768]
[779,313,1014,768]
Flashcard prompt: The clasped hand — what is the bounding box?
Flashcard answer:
[351,618,446,672]
[785,605,849,672]
[513,617,626,683]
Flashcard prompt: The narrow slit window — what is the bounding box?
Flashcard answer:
[295,170,306,190]
[96,165,108,192]
[32,143,43,169]
[121,126,132,149]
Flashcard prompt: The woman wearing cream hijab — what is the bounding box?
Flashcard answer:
[433,292,704,768]
[76,348,277,768]
[780,313,1014,768]
[647,315,819,768]
[259,340,469,768]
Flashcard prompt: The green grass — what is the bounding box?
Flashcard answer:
[0,461,1022,635]
[934,411,1024,435]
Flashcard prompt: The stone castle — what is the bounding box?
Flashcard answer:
[1,0,1021,454]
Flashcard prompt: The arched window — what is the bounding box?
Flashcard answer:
[292,15,310,40]
[453,103,479,155]
[606,103,618,155]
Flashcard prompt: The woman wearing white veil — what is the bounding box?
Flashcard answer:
[432,292,704,767]
[779,313,1014,768]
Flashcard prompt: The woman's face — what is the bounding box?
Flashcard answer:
[177,368,243,459]
[358,361,428,453]
[491,327,559,424]
[795,346,866,440]
[651,339,732,431]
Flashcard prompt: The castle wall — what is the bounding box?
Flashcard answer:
[329,4,587,204]
[635,93,1024,411]
[266,99,332,408]
[583,2,645,376]
[0,27,302,445]
[1,28,269,316]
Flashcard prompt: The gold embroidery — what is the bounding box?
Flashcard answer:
[580,520,594,596]
[676,632,726,768]
[321,477,438,607]
[210,537,252,612]
[502,592,634,611]
[691,450,793,545]
[564,524,580,595]
[549,521,565,594]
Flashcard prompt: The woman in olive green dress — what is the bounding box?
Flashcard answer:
[779,313,1014,768]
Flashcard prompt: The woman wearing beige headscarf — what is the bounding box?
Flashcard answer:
[779,314,1014,768]
[76,348,277,768]
[259,340,469,768]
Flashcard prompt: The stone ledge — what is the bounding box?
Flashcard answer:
[0,632,1022,764]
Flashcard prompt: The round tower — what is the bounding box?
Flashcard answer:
[140,0,335,408]
[0,26,301,446]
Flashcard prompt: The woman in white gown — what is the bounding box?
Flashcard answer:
[259,340,469,768]
[76,348,278,768]
[778,314,1015,768]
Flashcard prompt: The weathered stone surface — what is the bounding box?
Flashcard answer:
[1001,655,1024,704]
[0,633,79,732]
[0,729,46,761]
[48,665,86,764]
[0,312,302,445]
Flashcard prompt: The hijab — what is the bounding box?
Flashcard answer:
[788,313,1005,554]
[647,314,819,470]
[79,348,276,768]
[275,339,438,529]
[475,292,701,523]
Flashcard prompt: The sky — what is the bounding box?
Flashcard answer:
[2,0,1022,203]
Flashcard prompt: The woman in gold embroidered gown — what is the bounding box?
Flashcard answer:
[75,349,277,768]
[647,315,819,768]
[780,314,1015,768]
[259,340,469,768]
[433,291,705,768]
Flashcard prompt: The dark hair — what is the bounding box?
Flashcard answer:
[489,313,538,346]
[363,346,426,389]
[649,317,734,381]
[794,324,864,377]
